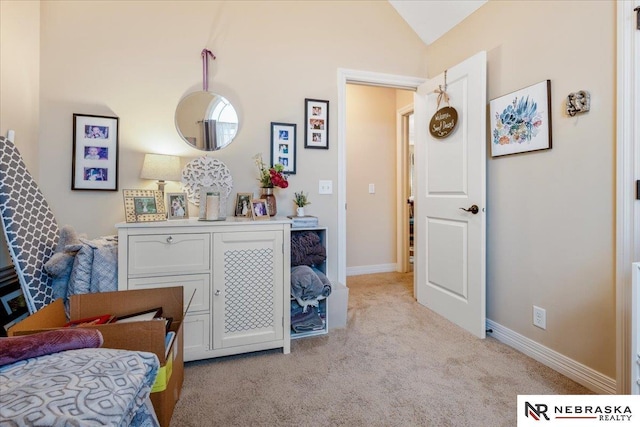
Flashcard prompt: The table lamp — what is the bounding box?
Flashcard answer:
[140,153,182,192]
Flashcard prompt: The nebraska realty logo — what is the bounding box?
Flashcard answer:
[517,395,640,426]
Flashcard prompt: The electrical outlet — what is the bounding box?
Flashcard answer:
[533,306,546,330]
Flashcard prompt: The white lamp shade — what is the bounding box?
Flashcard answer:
[140,153,182,182]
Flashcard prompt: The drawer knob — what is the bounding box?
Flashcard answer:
[166,236,173,243]
[214,290,221,296]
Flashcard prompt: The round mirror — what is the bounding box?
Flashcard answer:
[175,91,239,151]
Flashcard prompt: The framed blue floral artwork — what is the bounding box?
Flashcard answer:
[490,80,552,157]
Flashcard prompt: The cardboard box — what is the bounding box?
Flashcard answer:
[9,287,184,427]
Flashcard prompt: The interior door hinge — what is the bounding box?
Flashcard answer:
[635,6,640,30]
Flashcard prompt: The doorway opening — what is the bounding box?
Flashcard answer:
[344,83,415,278]
[336,69,425,288]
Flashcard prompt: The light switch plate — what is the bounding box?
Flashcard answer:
[319,180,333,194]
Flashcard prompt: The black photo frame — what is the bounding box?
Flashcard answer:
[270,122,296,174]
[489,80,552,158]
[304,98,329,149]
[72,113,119,190]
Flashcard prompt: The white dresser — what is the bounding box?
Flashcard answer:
[116,218,291,362]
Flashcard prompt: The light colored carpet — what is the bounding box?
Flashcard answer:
[170,272,590,426]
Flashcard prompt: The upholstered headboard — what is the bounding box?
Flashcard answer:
[0,136,58,313]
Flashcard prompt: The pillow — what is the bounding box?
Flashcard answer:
[43,225,84,301]
[0,328,103,367]
[67,236,118,298]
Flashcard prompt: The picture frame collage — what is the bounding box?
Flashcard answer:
[268,98,330,177]
[72,114,119,191]
[304,98,329,149]
[270,122,297,174]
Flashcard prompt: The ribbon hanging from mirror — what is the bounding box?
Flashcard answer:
[201,48,216,91]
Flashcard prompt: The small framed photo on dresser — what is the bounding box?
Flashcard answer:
[122,189,167,223]
[235,192,253,217]
[167,192,189,220]
[250,199,270,220]
[72,113,119,191]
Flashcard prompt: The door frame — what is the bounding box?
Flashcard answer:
[616,0,639,394]
[397,103,414,275]
[337,69,425,286]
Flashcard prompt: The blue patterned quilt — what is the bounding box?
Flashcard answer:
[0,348,159,426]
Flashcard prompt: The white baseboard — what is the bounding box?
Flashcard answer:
[346,263,397,276]
[486,319,616,395]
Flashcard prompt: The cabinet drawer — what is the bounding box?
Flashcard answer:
[183,313,211,362]
[128,233,210,276]
[128,274,210,314]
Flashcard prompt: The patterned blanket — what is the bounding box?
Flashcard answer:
[0,348,159,426]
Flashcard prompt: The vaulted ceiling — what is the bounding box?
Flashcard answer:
[388,0,487,46]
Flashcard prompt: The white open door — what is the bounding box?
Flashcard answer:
[414,51,487,338]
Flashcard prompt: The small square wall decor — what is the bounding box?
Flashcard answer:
[490,80,552,158]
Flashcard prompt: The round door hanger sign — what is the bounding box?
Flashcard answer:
[429,106,458,139]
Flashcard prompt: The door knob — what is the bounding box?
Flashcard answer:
[214,290,221,296]
[459,205,479,214]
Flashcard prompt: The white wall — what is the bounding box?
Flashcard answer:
[0,0,41,268]
[427,0,616,377]
[346,85,398,271]
[345,85,415,273]
[25,0,428,283]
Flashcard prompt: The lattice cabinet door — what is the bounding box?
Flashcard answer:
[212,230,284,349]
